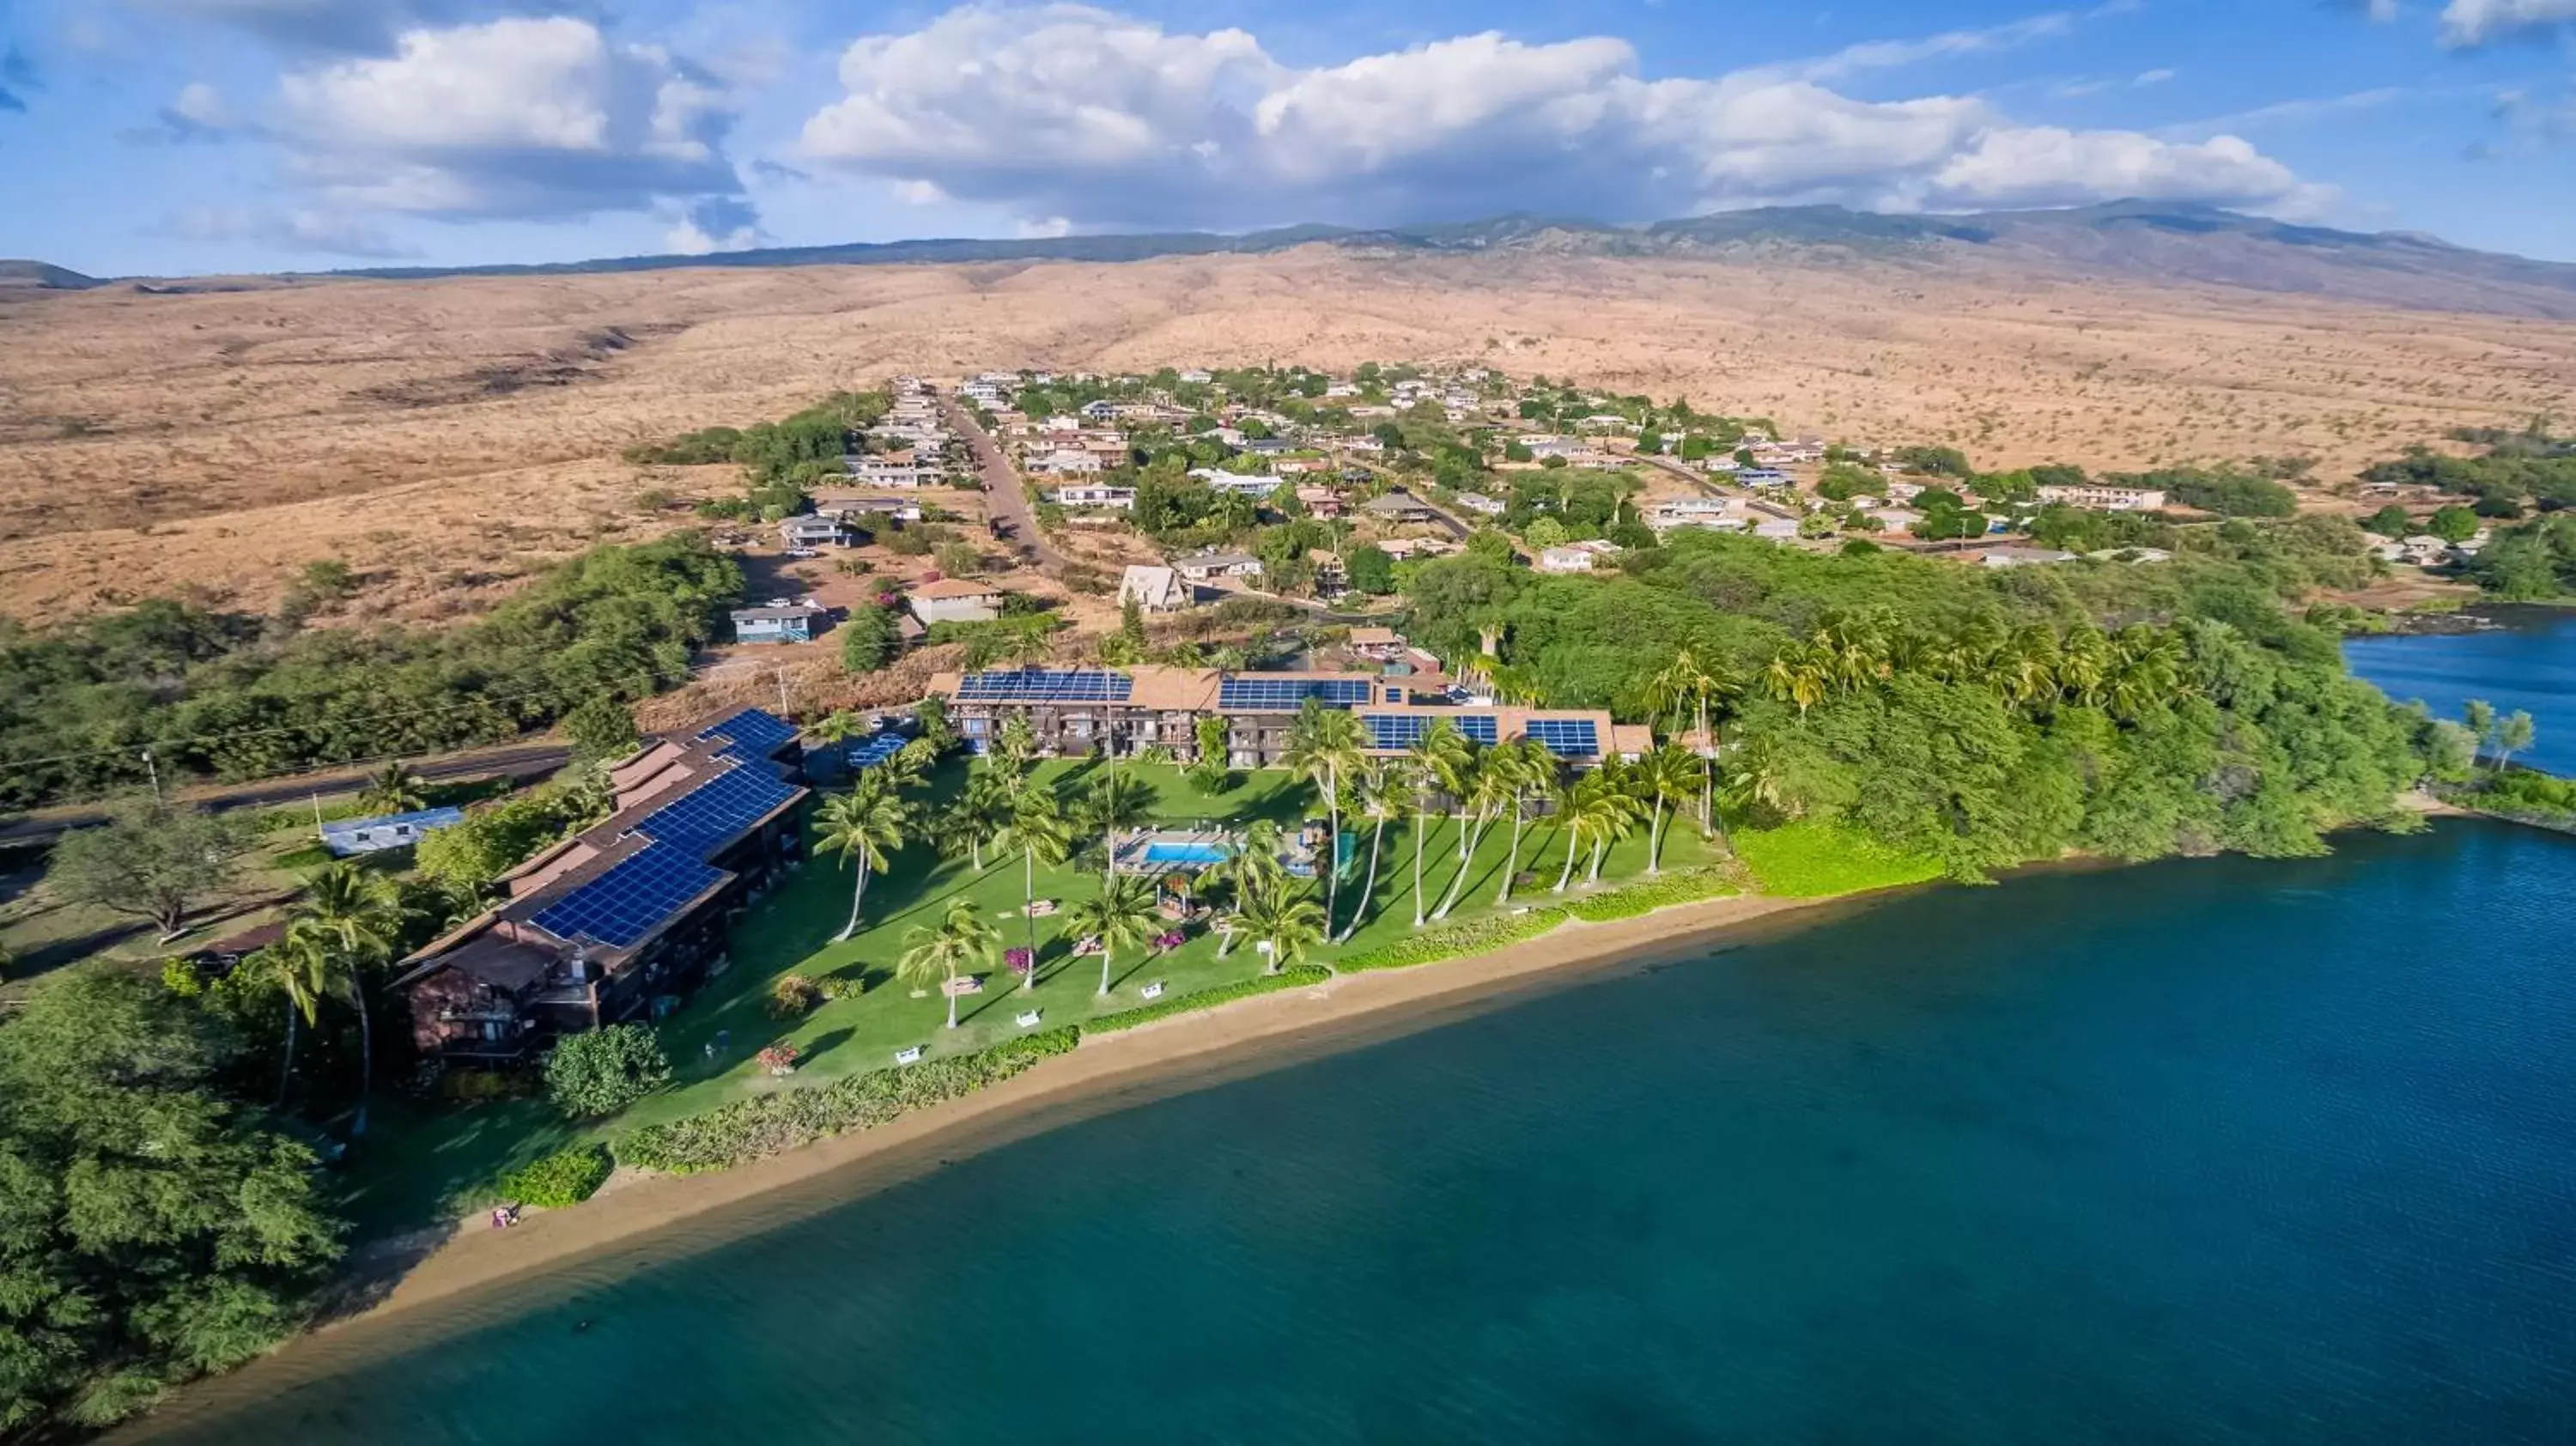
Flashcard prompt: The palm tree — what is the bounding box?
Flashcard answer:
[287,861,406,1137]
[993,788,1071,989]
[1631,744,1699,875]
[2057,623,2114,708]
[993,715,1039,773]
[1645,648,1745,840]
[1236,889,1325,976]
[880,738,941,793]
[1075,768,1155,889]
[263,938,331,1108]
[939,762,1015,871]
[1997,625,2063,713]
[1207,820,1291,957]
[809,710,864,745]
[899,897,999,1030]
[1063,878,1160,995]
[1491,738,1558,908]
[1406,720,1471,927]
[1554,766,1643,890]
[1338,761,1405,942]
[1283,701,1365,935]
[361,762,426,815]
[1432,749,1522,920]
[1761,645,1828,715]
[814,778,915,941]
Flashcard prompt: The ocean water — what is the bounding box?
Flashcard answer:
[2347,611,2576,774]
[136,822,2576,1444]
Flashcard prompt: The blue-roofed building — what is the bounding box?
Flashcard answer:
[392,707,811,1065]
[319,805,466,857]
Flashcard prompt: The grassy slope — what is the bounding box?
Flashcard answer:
[343,760,1722,1234]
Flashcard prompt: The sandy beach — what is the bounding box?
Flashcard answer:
[346,890,1862,1329]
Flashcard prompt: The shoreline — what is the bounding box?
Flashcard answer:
[120,888,1876,1437]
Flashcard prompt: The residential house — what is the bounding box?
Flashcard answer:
[1190,469,1285,497]
[1048,483,1136,510]
[1120,564,1194,612]
[1362,490,1440,526]
[1969,545,2079,568]
[1454,491,1507,517]
[2035,483,2169,512]
[780,515,861,549]
[321,806,466,858]
[1174,551,1264,583]
[1346,627,1411,662]
[1030,448,1106,477]
[394,708,809,1063]
[1538,545,1601,574]
[1647,498,1742,532]
[1378,536,1457,561]
[907,578,1006,625]
[814,495,922,524]
[1308,549,1348,595]
[842,459,939,488]
[732,603,827,644]
[1294,485,1345,518]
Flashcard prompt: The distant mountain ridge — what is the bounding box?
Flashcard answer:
[20,204,2576,319]
[0,259,104,290]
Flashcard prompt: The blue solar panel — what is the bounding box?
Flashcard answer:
[1525,718,1601,758]
[956,670,1133,703]
[846,733,908,769]
[630,760,801,858]
[1218,677,1376,711]
[1359,713,1499,750]
[531,843,724,948]
[696,708,796,757]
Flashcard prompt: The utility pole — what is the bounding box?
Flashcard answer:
[140,749,161,805]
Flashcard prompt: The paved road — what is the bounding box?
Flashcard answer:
[0,743,571,846]
[937,392,1065,572]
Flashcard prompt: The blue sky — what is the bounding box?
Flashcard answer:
[0,0,2569,276]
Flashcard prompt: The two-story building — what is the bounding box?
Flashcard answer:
[393,708,809,1064]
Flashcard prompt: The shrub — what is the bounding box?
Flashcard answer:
[544,1024,672,1119]
[445,1068,539,1104]
[499,1143,614,1209]
[1086,966,1330,1035]
[768,974,823,1019]
[1336,908,1568,974]
[1563,866,1738,922]
[618,1029,1081,1175]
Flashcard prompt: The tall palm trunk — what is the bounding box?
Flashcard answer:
[1494,793,1528,907]
[1412,805,1430,927]
[1647,798,1666,875]
[1587,839,1607,884]
[835,859,871,941]
[1097,944,1115,996]
[1554,824,1583,892]
[1433,805,1494,920]
[1020,850,1038,992]
[1340,817,1387,943]
[275,1005,300,1109]
[1321,765,1340,936]
[349,979,374,1138]
[945,969,960,1030]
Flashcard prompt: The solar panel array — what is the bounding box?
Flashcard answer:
[530,843,724,948]
[1526,718,1601,758]
[629,761,802,858]
[1218,677,1376,711]
[1358,713,1500,750]
[956,670,1134,703]
[847,733,908,769]
[697,708,796,757]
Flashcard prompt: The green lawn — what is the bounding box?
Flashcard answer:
[342,759,1722,1234]
[1732,818,1942,898]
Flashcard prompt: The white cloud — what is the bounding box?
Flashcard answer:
[137,0,501,55]
[2439,0,2576,44]
[797,5,2322,230]
[263,16,750,225]
[1781,12,2079,83]
[161,205,415,258]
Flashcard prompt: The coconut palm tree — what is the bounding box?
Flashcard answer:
[939,762,1015,871]
[1283,700,1365,935]
[263,938,331,1108]
[993,788,1071,990]
[1491,738,1558,908]
[1064,878,1160,996]
[1762,645,1829,715]
[993,714,1039,773]
[1237,889,1325,976]
[360,762,427,816]
[1433,748,1523,920]
[1206,819,1290,957]
[1631,744,1699,875]
[809,710,864,746]
[1406,720,1472,927]
[814,778,915,941]
[286,860,407,1137]
[1338,760,1405,943]
[1075,768,1155,890]
[1644,647,1745,839]
[1554,766,1643,890]
[899,897,999,1030]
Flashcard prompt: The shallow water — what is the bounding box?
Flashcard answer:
[2347,610,2576,773]
[137,822,2576,1444]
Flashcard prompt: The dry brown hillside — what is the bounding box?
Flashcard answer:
[1,246,2570,622]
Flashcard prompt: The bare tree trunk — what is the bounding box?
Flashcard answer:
[1340,817,1386,943]
[1321,766,1340,938]
[1097,945,1114,996]
[1554,825,1582,892]
[1587,840,1607,884]
[1433,807,1492,919]
[1021,850,1037,992]
[275,1004,299,1109]
[1412,807,1430,927]
[349,980,374,1139]
[835,860,869,941]
[1494,796,1526,907]
[1648,799,1666,876]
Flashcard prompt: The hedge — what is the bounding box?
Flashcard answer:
[618,1028,1080,1175]
[1085,965,1331,1036]
[499,1143,614,1209]
[1334,907,1569,974]
[1562,866,1737,922]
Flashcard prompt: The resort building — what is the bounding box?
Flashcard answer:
[924,667,1634,770]
[393,708,809,1064]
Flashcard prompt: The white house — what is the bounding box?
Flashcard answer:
[1120,564,1193,612]
[1536,545,1600,574]
[1030,449,1106,477]
[1455,491,1507,516]
[2036,483,2169,512]
[843,459,937,488]
[907,578,1006,625]
[1189,469,1284,497]
[1049,484,1136,509]
[1175,551,1264,582]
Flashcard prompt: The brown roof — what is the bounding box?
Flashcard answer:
[913,576,1005,600]
[1348,627,1402,647]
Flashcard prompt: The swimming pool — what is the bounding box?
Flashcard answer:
[1141,841,1230,866]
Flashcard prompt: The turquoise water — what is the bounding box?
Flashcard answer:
[138,822,2576,1443]
[2347,611,2576,773]
[1142,841,1230,866]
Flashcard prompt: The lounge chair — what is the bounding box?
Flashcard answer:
[1016,1009,1042,1028]
[1140,981,1166,1000]
[894,1045,924,1066]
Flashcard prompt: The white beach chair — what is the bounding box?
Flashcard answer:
[1016,1009,1042,1028]
[894,1045,924,1066]
[1139,981,1166,1000]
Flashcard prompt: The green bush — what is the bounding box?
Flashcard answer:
[544,1024,672,1119]
[1735,820,1943,899]
[1086,966,1330,1035]
[1563,866,1738,921]
[1335,908,1568,974]
[619,1029,1081,1175]
[499,1143,614,1209]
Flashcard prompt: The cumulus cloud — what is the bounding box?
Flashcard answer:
[797,5,2324,230]
[132,0,527,56]
[161,204,416,258]
[2439,0,2576,44]
[126,81,245,143]
[264,15,751,227]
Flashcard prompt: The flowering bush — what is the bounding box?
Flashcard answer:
[1152,931,1186,952]
[1005,947,1034,978]
[757,1042,800,1075]
[768,974,823,1019]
